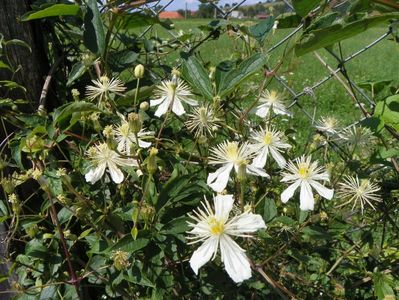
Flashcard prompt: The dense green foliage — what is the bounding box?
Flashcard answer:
[0,0,399,299]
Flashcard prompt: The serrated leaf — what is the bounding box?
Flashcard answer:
[373,271,395,300]
[218,53,267,97]
[181,54,213,100]
[22,4,81,21]
[295,13,399,56]
[84,0,105,56]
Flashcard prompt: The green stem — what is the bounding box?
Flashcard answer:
[134,78,140,111]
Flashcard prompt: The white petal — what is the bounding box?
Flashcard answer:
[309,180,334,200]
[183,98,198,106]
[269,147,286,168]
[226,213,266,236]
[113,157,138,167]
[189,237,219,275]
[154,98,170,117]
[281,180,301,203]
[207,164,234,193]
[214,194,234,220]
[150,97,164,107]
[254,104,270,118]
[300,181,314,211]
[85,163,106,184]
[172,98,186,116]
[252,148,269,168]
[107,161,124,184]
[138,140,151,148]
[220,235,251,283]
[246,165,269,178]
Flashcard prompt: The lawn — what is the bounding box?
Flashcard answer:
[136,19,399,141]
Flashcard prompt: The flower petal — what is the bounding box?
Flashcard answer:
[85,163,106,184]
[252,147,269,168]
[226,213,266,236]
[107,161,124,184]
[207,164,234,193]
[172,98,186,116]
[300,181,314,211]
[220,235,251,283]
[189,237,219,275]
[154,98,170,117]
[246,165,269,178]
[138,140,151,148]
[214,194,234,220]
[281,180,301,203]
[309,180,334,200]
[150,97,164,107]
[270,147,286,168]
[254,104,270,118]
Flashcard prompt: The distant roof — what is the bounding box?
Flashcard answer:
[159,11,184,19]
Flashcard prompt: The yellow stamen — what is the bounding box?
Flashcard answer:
[208,217,224,235]
[263,131,273,145]
[298,163,310,179]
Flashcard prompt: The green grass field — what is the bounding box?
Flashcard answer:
[136,19,399,141]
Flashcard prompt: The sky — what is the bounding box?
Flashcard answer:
[159,0,268,11]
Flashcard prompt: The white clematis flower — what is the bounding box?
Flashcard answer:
[85,142,138,184]
[281,155,334,211]
[315,116,339,136]
[85,76,126,104]
[250,126,291,169]
[114,114,154,155]
[150,77,197,117]
[187,194,266,283]
[254,90,291,117]
[207,141,269,192]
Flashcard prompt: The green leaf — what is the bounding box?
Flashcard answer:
[181,54,213,100]
[39,285,57,300]
[276,12,302,28]
[0,61,11,71]
[372,271,395,300]
[53,101,101,127]
[84,0,105,56]
[374,95,399,131]
[108,236,149,253]
[295,13,399,56]
[263,198,277,223]
[302,226,331,240]
[22,4,81,21]
[292,0,321,17]
[218,53,267,97]
[160,216,189,236]
[67,62,87,87]
[118,12,173,30]
[247,17,275,44]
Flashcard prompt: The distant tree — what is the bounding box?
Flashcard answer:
[196,3,214,18]
[177,9,186,18]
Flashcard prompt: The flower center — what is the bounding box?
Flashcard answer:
[198,107,208,124]
[225,143,239,161]
[208,217,224,236]
[298,163,310,179]
[166,82,177,95]
[263,132,273,145]
[119,123,130,137]
[268,91,278,103]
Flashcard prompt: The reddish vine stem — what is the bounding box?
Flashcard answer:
[47,193,81,298]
